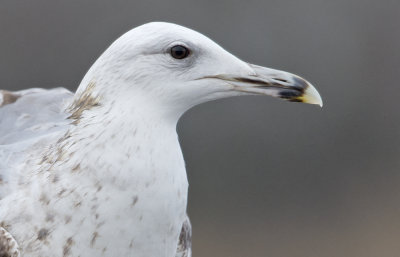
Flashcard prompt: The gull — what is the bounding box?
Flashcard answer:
[0,22,322,257]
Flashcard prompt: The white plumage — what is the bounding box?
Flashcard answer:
[0,22,321,257]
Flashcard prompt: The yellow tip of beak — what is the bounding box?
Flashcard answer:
[298,83,323,107]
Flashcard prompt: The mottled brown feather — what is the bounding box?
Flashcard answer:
[0,91,20,107]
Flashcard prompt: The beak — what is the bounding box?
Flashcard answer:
[205,64,323,107]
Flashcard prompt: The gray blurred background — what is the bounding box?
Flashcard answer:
[1,0,400,256]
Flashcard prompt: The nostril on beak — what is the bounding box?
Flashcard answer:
[273,78,288,83]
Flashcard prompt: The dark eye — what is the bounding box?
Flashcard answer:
[170,45,190,59]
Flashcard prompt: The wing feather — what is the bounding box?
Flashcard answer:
[0,227,20,257]
[175,215,192,257]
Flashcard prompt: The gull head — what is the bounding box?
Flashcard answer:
[77,22,322,120]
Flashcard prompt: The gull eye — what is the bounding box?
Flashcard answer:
[170,45,190,59]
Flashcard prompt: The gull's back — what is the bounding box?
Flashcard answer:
[0,88,73,197]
